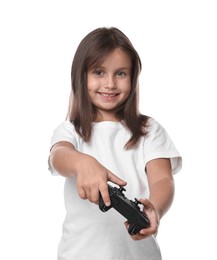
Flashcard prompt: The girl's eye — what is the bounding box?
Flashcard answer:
[94,70,104,76]
[116,71,126,77]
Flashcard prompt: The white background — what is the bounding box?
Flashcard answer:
[0,0,216,259]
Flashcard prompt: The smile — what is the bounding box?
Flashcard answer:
[97,92,119,97]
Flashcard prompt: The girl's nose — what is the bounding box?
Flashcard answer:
[105,75,117,89]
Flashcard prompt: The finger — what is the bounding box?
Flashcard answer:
[124,221,149,239]
[126,228,151,241]
[124,221,129,229]
[78,187,87,200]
[131,232,151,240]
[139,198,153,208]
[130,225,155,240]
[139,227,154,236]
[123,222,140,240]
[139,198,160,223]
[90,188,100,204]
[99,183,111,206]
[107,171,127,186]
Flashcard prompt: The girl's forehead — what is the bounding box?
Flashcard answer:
[90,48,131,68]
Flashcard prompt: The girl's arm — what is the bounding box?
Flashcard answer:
[146,158,174,219]
[125,158,174,240]
[49,141,127,206]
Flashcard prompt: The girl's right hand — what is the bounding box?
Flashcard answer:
[75,154,127,206]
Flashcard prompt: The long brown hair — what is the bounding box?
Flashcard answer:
[68,27,149,149]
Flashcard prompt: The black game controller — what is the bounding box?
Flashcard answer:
[99,184,150,235]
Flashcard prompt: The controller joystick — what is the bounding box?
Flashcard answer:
[119,186,126,192]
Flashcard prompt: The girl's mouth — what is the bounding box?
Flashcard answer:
[97,92,119,98]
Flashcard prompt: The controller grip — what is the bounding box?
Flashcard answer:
[128,224,140,235]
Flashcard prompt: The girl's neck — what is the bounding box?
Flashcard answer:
[95,118,121,123]
[95,112,121,122]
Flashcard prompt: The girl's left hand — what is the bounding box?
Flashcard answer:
[124,198,159,240]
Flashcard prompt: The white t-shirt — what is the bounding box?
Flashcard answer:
[49,118,182,260]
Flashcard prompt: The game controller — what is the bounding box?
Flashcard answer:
[99,184,150,235]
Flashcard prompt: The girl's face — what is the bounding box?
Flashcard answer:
[87,48,132,121]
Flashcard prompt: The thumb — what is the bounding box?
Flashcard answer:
[107,171,127,186]
[139,198,153,210]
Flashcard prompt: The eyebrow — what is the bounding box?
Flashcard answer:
[93,66,131,71]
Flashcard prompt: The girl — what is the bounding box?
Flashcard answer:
[49,27,182,260]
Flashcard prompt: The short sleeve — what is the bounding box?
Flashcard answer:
[143,118,182,174]
[48,121,78,175]
[50,121,77,149]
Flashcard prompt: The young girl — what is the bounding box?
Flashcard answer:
[49,27,182,260]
